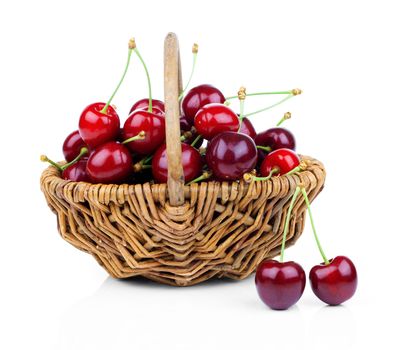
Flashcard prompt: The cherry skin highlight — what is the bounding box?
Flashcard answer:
[206,131,257,181]
[255,127,295,151]
[129,98,165,114]
[260,148,300,177]
[79,102,120,149]
[255,259,306,310]
[152,143,203,183]
[63,130,88,162]
[194,103,240,140]
[182,84,225,124]
[309,256,358,305]
[62,158,90,182]
[86,142,132,184]
[122,110,165,155]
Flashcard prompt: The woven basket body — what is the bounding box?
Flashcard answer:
[40,33,326,286]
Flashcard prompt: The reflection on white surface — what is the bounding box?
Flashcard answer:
[58,276,323,350]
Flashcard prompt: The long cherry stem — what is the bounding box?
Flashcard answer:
[101,41,134,115]
[285,160,308,176]
[178,43,198,100]
[191,134,202,147]
[245,94,295,117]
[244,168,279,183]
[225,90,293,101]
[280,186,301,262]
[133,42,153,113]
[186,171,212,185]
[41,147,88,172]
[300,186,329,265]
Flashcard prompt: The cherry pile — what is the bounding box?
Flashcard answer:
[41,38,305,186]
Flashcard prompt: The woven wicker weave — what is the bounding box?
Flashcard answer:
[40,33,326,286]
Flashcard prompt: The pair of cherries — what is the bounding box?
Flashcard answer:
[255,186,358,310]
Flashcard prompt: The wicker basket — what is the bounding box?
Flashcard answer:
[40,33,326,286]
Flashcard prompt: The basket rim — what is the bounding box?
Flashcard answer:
[40,154,325,205]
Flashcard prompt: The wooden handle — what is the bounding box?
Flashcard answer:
[164,33,185,206]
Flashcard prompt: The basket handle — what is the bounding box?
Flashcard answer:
[164,33,185,206]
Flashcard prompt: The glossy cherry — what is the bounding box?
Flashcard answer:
[129,98,165,114]
[256,260,306,310]
[79,102,120,149]
[86,142,132,184]
[206,131,257,180]
[255,128,295,152]
[63,130,88,162]
[260,148,300,177]
[180,113,193,131]
[152,143,203,183]
[310,256,358,306]
[122,110,165,155]
[182,84,225,124]
[62,158,90,182]
[194,103,239,140]
[240,117,257,139]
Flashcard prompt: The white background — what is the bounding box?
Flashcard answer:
[1,0,416,349]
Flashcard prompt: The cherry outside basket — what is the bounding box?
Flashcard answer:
[40,33,326,286]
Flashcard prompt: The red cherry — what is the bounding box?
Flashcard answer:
[255,128,296,151]
[129,98,165,114]
[122,110,165,155]
[63,130,88,162]
[239,117,257,139]
[194,103,240,140]
[206,131,257,180]
[79,102,120,149]
[180,113,193,131]
[256,260,306,310]
[62,158,90,182]
[260,148,300,177]
[152,143,203,183]
[182,84,225,124]
[309,256,358,306]
[86,142,132,184]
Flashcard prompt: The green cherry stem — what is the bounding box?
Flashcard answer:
[256,145,272,152]
[244,168,279,183]
[300,186,330,265]
[276,112,292,127]
[178,43,199,100]
[186,171,212,185]
[142,154,153,164]
[245,93,295,118]
[40,147,88,172]
[122,130,146,144]
[225,90,293,101]
[280,186,301,262]
[285,160,308,176]
[100,40,134,115]
[191,134,202,147]
[132,40,153,113]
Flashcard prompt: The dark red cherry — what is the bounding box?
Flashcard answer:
[63,130,88,162]
[62,158,90,182]
[239,117,257,139]
[206,131,257,181]
[255,259,306,310]
[79,102,120,149]
[310,256,358,306]
[86,142,132,184]
[260,148,300,177]
[129,98,165,114]
[152,143,203,183]
[255,128,295,151]
[182,84,225,124]
[122,110,165,155]
[180,113,193,131]
[194,103,239,140]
